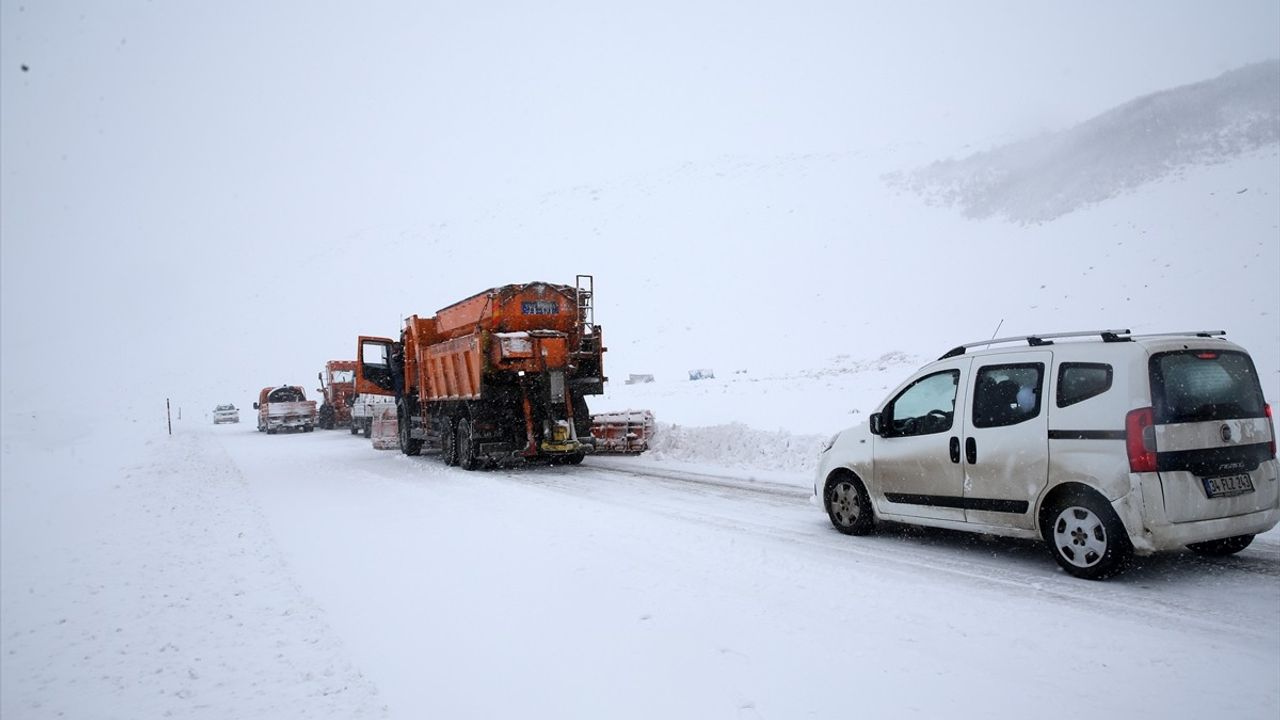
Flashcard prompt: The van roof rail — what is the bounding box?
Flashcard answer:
[938,329,1133,360]
[1128,330,1227,340]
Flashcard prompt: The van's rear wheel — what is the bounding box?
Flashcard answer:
[1043,490,1131,579]
[1187,534,1254,556]
[824,474,874,535]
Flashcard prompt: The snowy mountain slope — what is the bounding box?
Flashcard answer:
[889,59,1280,223]
[5,63,1275,420]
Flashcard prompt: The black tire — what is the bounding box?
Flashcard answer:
[349,421,359,435]
[266,427,277,435]
[399,407,422,456]
[824,473,875,535]
[363,418,373,438]
[566,451,585,465]
[319,405,335,430]
[457,419,479,471]
[1042,489,1132,580]
[1187,534,1254,556]
[441,420,459,466]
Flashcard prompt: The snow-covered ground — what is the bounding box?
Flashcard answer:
[4,391,1278,719]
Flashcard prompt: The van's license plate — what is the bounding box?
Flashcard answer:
[1202,473,1254,499]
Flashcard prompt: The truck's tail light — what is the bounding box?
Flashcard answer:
[1126,406,1157,473]
[1266,404,1276,459]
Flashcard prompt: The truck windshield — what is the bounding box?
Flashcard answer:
[331,370,354,384]
[1150,350,1266,424]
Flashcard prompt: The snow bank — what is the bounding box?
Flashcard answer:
[644,421,828,473]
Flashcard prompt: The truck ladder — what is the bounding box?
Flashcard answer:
[575,274,597,352]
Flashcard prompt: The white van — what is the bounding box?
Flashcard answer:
[815,330,1279,579]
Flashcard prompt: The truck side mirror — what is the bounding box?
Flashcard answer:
[869,412,883,436]
[252,402,259,410]
[318,371,324,381]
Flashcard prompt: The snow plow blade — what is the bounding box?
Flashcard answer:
[589,410,654,454]
[370,406,401,451]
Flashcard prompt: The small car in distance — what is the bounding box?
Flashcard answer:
[213,404,240,424]
[816,329,1279,580]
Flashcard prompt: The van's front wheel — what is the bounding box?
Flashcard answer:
[1187,534,1254,556]
[1043,490,1131,580]
[824,474,874,535]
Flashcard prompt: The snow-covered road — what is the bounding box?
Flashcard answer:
[4,416,1278,719]
[221,425,1278,718]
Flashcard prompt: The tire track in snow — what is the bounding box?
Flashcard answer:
[492,459,1280,645]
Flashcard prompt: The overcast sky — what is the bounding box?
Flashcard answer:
[3,1,1278,411]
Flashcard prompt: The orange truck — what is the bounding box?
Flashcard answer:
[356,276,606,469]
[253,385,318,434]
[316,360,357,430]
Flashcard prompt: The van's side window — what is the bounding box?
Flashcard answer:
[884,370,959,437]
[972,363,1044,428]
[1057,363,1113,408]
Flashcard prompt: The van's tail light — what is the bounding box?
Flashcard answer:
[1126,407,1158,473]
[1267,404,1277,459]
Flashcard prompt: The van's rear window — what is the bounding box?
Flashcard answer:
[1149,350,1265,424]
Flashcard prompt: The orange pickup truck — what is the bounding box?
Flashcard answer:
[253,385,318,434]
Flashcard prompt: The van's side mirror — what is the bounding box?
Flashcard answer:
[869,412,883,436]
[252,402,259,410]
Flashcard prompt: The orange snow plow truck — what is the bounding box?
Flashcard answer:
[355,276,606,469]
[316,360,357,430]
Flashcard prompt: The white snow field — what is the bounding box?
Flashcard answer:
[4,3,1280,718]
[3,389,1278,719]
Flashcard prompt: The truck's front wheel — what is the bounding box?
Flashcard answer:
[398,406,422,456]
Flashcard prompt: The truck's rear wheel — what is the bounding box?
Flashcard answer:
[457,419,479,471]
[349,421,359,435]
[442,421,459,466]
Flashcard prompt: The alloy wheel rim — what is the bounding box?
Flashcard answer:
[1052,506,1108,568]
[831,482,860,526]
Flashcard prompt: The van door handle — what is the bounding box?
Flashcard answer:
[949,436,960,464]
[965,437,977,464]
